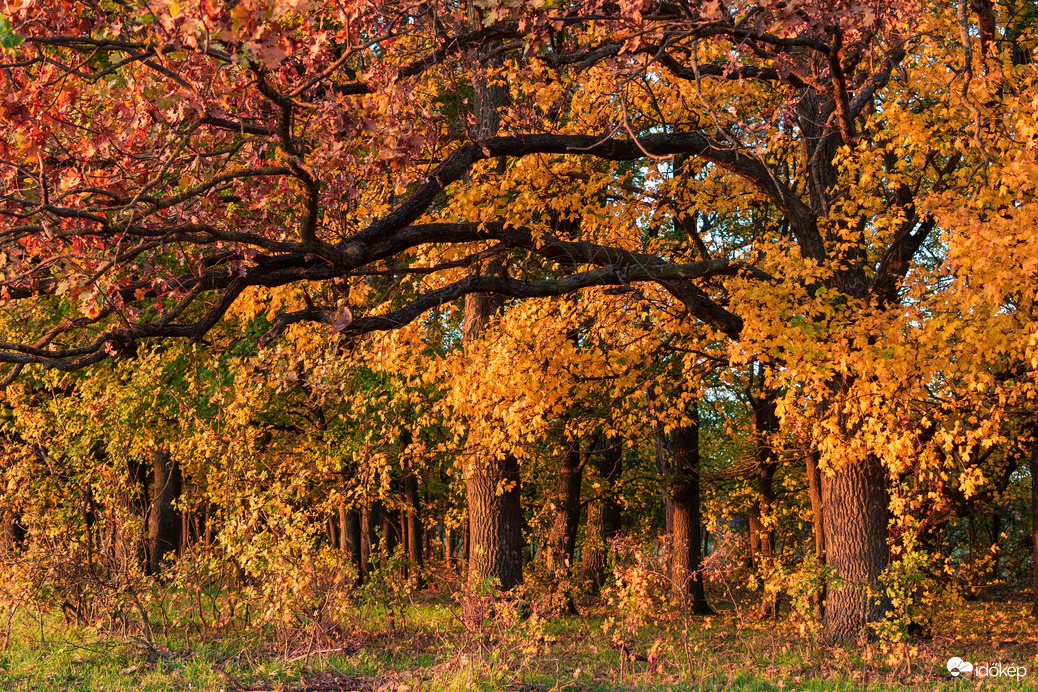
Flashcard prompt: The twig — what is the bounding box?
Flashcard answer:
[212,665,272,691]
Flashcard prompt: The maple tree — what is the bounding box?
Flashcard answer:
[0,0,1036,651]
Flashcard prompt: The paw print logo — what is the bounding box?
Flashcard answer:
[947,657,973,677]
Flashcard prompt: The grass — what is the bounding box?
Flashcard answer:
[1,591,1036,691]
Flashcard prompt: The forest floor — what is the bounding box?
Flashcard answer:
[1,590,1035,691]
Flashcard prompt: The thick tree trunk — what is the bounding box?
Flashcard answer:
[546,444,583,576]
[669,402,712,615]
[806,450,826,620]
[821,454,889,643]
[147,447,182,576]
[458,26,522,590]
[1031,441,1038,617]
[580,438,623,592]
[465,452,523,590]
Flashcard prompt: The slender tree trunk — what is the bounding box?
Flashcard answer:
[670,401,712,615]
[398,430,424,583]
[1,510,17,552]
[404,471,424,583]
[751,396,780,618]
[821,453,889,643]
[654,429,674,539]
[361,500,382,577]
[806,450,826,620]
[128,456,150,571]
[147,447,182,576]
[546,444,583,576]
[340,503,362,585]
[381,499,400,559]
[1031,441,1038,617]
[755,462,779,618]
[747,509,761,570]
[328,516,339,550]
[580,438,623,593]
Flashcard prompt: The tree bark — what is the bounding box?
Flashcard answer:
[361,500,382,577]
[458,13,523,591]
[339,503,362,585]
[403,470,424,584]
[465,451,523,590]
[147,447,182,576]
[654,429,674,541]
[580,438,623,592]
[669,401,712,615]
[546,444,583,577]
[751,395,780,619]
[820,454,889,643]
[805,450,826,621]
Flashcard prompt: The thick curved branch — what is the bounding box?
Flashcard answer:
[352,132,824,261]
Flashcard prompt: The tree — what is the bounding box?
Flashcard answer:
[1,0,1036,642]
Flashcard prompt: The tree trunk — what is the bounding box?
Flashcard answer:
[328,516,339,550]
[340,503,362,585]
[404,471,424,583]
[580,438,623,592]
[458,19,522,590]
[1031,441,1038,617]
[381,499,400,559]
[751,395,780,619]
[670,402,712,615]
[806,450,826,621]
[546,444,583,576]
[147,447,182,576]
[654,429,674,540]
[820,454,889,643]
[465,452,523,590]
[361,500,382,577]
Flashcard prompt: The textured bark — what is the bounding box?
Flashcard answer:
[806,451,827,620]
[669,403,712,615]
[403,471,424,583]
[458,4,522,592]
[462,284,523,590]
[465,452,523,589]
[751,396,780,619]
[1,510,21,551]
[328,516,339,550]
[747,509,761,570]
[361,500,382,577]
[821,454,889,643]
[654,429,675,539]
[381,499,400,558]
[1031,441,1038,617]
[128,456,150,571]
[147,447,182,576]
[580,438,624,592]
[546,444,583,576]
[339,503,362,585]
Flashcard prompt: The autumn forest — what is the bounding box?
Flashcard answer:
[0,0,1037,690]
